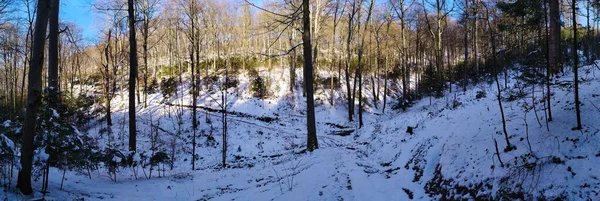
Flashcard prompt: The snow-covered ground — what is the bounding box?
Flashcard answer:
[3,62,600,200]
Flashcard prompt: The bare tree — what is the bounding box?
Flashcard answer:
[139,0,159,108]
[180,0,202,170]
[483,2,512,151]
[357,0,375,128]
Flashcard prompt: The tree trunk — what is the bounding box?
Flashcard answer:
[463,0,469,92]
[473,0,479,76]
[289,29,296,93]
[48,0,60,94]
[142,11,149,109]
[17,0,50,195]
[549,0,561,74]
[573,0,582,130]
[486,6,512,151]
[345,4,356,122]
[303,0,319,151]
[128,0,138,153]
[544,0,553,121]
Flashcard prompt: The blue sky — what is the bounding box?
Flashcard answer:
[61,0,98,43]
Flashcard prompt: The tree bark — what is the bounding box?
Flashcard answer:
[573,0,582,130]
[17,0,50,195]
[549,0,561,74]
[303,0,318,151]
[48,0,59,93]
[544,0,553,121]
[128,0,138,153]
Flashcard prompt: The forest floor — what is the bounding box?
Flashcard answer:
[3,61,600,201]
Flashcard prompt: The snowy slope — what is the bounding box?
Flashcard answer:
[3,62,600,201]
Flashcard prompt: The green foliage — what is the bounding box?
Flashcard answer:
[222,76,239,90]
[248,68,268,98]
[30,88,100,178]
[0,133,17,175]
[60,92,97,128]
[82,73,103,86]
[147,79,159,94]
[205,134,218,148]
[450,59,487,88]
[157,64,183,78]
[150,151,170,167]
[315,76,340,90]
[160,77,178,100]
[515,66,545,85]
[418,65,444,98]
[393,97,414,111]
[250,76,268,98]
[99,148,126,180]
[497,0,545,31]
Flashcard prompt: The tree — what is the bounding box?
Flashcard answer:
[357,0,375,128]
[391,0,410,104]
[483,2,513,152]
[462,0,469,92]
[549,0,560,75]
[139,0,159,108]
[572,0,581,130]
[48,0,60,93]
[303,0,318,151]
[17,0,50,195]
[128,0,138,153]
[344,0,359,122]
[180,0,201,170]
[544,0,553,122]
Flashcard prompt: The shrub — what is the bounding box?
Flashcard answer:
[251,76,268,98]
[146,78,159,94]
[222,76,239,90]
[160,77,178,100]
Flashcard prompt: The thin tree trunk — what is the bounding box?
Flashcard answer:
[464,0,469,92]
[573,0,582,130]
[544,0,553,121]
[485,5,512,151]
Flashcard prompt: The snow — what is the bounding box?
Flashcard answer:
[51,108,59,118]
[0,134,15,151]
[35,148,49,162]
[2,62,600,201]
[2,120,10,127]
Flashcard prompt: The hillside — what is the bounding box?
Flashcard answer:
[2,61,599,201]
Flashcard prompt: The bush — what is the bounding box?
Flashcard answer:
[99,148,126,181]
[476,90,487,99]
[150,151,170,167]
[418,65,445,98]
[222,76,239,90]
[39,89,98,170]
[248,68,268,98]
[62,92,97,128]
[146,79,159,94]
[316,76,340,90]
[157,64,183,78]
[250,76,268,98]
[160,77,178,100]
